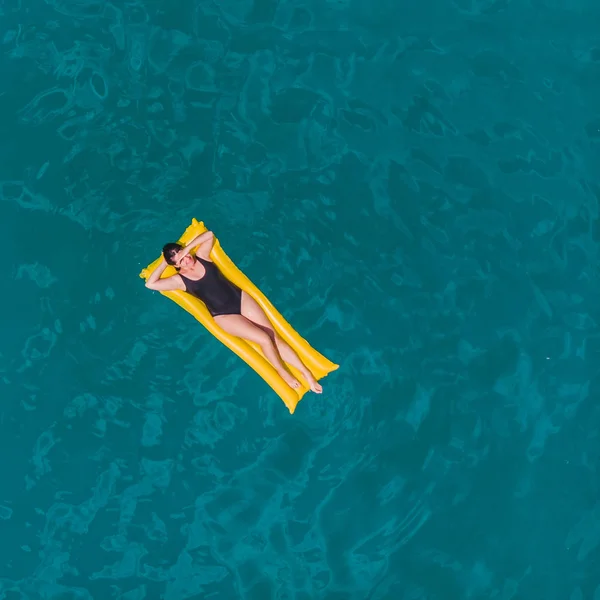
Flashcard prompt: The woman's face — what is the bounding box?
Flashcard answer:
[174,253,195,269]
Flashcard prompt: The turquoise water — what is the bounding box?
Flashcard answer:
[2,0,600,597]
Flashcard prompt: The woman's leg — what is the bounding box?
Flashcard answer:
[240,292,323,393]
[214,313,301,389]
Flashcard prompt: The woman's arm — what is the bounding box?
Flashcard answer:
[145,258,184,291]
[183,230,215,260]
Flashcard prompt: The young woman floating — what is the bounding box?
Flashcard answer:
[145,230,323,394]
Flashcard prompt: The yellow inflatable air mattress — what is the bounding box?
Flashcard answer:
[139,218,338,413]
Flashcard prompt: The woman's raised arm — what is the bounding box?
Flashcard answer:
[183,230,215,260]
[145,258,184,291]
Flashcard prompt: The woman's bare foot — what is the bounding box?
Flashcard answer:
[280,371,301,390]
[305,373,323,394]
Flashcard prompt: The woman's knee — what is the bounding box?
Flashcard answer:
[254,330,273,348]
[273,332,287,348]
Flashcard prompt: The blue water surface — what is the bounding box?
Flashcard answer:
[2,0,600,598]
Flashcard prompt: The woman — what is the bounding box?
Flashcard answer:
[145,230,323,394]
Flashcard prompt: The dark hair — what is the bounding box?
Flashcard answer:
[162,242,183,266]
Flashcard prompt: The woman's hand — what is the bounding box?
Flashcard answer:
[190,230,215,260]
[174,247,191,265]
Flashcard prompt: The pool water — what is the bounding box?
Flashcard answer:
[1,0,600,598]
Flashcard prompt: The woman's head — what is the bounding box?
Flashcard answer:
[162,243,182,266]
[162,242,195,270]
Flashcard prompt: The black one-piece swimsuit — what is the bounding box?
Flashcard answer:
[179,257,242,317]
